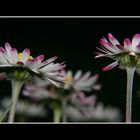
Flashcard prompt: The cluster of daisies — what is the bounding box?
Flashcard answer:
[2,32,140,122]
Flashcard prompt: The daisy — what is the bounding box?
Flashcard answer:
[95,33,140,71]
[0,42,66,87]
[22,71,101,122]
[60,70,101,92]
[23,70,101,100]
[0,42,66,122]
[95,33,140,122]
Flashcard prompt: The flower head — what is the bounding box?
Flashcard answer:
[23,83,58,101]
[60,70,101,91]
[22,70,101,102]
[95,33,140,71]
[0,43,66,87]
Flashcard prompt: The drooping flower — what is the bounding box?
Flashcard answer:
[95,33,140,71]
[0,42,66,87]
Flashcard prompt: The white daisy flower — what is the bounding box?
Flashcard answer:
[23,70,101,101]
[95,33,140,123]
[60,70,101,91]
[0,42,66,123]
[23,82,59,101]
[95,33,140,71]
[0,42,66,87]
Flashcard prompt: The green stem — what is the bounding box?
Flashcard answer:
[61,98,67,122]
[8,80,24,123]
[126,67,135,123]
[53,106,61,123]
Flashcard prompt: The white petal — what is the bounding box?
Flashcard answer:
[102,61,118,71]
[11,48,18,63]
[108,33,120,45]
[21,48,30,63]
[74,70,82,80]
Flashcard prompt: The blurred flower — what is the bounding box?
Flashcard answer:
[23,83,58,101]
[66,102,122,122]
[23,69,101,101]
[60,70,101,91]
[66,92,121,122]
[0,42,66,86]
[23,71,101,122]
[95,33,140,71]
[1,98,46,118]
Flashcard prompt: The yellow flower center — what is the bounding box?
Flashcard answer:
[64,74,73,84]
[18,53,33,62]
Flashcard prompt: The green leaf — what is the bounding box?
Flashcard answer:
[0,103,13,122]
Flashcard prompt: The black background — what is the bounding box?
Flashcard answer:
[0,17,140,122]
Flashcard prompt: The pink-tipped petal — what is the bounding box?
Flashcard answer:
[5,42,12,50]
[24,48,30,54]
[132,33,140,48]
[100,38,112,48]
[102,61,118,71]
[26,57,38,67]
[37,55,44,62]
[4,42,14,63]
[59,69,67,76]
[124,38,131,46]
[21,48,30,63]
[0,47,6,53]
[37,56,58,68]
[108,33,120,45]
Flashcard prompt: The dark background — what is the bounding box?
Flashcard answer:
[0,17,140,122]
